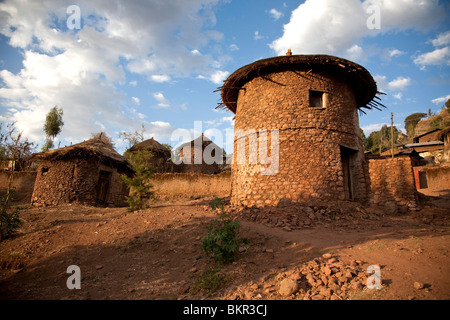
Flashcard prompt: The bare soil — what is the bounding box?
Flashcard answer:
[0,193,449,300]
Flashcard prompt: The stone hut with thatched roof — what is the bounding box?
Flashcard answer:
[30,133,132,207]
[175,133,223,174]
[219,52,385,207]
[126,137,171,173]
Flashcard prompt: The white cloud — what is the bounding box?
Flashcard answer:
[254,31,263,40]
[362,123,384,135]
[0,0,224,143]
[388,76,411,91]
[229,44,239,51]
[414,31,450,69]
[389,49,406,57]
[131,97,140,105]
[152,92,170,108]
[209,70,229,84]
[431,30,450,47]
[432,94,450,104]
[374,75,411,93]
[270,0,445,59]
[269,8,283,21]
[151,74,171,83]
[393,92,403,100]
[414,46,450,69]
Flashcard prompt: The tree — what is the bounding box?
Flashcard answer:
[42,106,64,151]
[121,149,154,211]
[0,122,35,240]
[119,124,145,149]
[404,112,427,140]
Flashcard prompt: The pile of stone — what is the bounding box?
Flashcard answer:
[276,254,371,300]
[229,201,382,230]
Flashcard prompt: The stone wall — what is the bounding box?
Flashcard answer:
[231,69,366,207]
[152,172,230,200]
[31,159,129,207]
[367,155,418,211]
[0,170,37,203]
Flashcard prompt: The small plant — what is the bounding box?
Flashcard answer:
[121,149,154,211]
[201,197,248,265]
[189,267,230,295]
[0,191,22,241]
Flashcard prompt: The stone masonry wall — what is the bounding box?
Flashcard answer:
[231,69,366,207]
[31,159,128,207]
[367,155,418,211]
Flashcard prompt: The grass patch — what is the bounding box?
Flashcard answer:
[0,251,27,269]
[189,267,231,295]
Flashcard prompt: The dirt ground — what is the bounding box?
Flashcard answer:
[0,192,449,301]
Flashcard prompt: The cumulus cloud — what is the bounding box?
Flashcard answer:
[270,0,445,60]
[374,75,411,93]
[0,0,224,145]
[269,9,283,21]
[414,31,450,69]
[152,92,170,108]
[432,94,450,104]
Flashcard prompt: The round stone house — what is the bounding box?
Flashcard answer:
[220,54,382,207]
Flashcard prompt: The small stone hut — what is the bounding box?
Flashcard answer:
[175,134,223,174]
[126,137,171,173]
[30,133,132,207]
[220,53,384,207]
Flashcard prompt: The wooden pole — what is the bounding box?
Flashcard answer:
[391,112,395,158]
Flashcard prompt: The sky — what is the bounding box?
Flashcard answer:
[0,0,449,154]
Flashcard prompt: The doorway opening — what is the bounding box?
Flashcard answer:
[97,170,112,203]
[340,146,358,201]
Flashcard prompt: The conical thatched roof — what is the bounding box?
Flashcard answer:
[127,137,171,156]
[218,54,384,114]
[31,132,131,172]
[176,133,222,152]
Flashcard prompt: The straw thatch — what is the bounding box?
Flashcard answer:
[218,54,384,114]
[30,132,132,173]
[127,137,171,158]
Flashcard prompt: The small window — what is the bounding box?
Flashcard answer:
[41,167,49,175]
[309,90,326,108]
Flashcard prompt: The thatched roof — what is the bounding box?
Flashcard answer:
[30,132,132,172]
[176,133,222,152]
[127,137,171,156]
[218,54,384,114]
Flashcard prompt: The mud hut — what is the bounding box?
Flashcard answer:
[126,137,171,173]
[219,53,384,207]
[175,133,223,174]
[30,133,132,207]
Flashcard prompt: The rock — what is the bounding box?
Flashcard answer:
[303,206,314,214]
[277,197,292,207]
[265,249,274,253]
[95,265,103,270]
[308,212,316,220]
[322,253,332,259]
[323,266,332,276]
[279,279,299,297]
[414,282,424,290]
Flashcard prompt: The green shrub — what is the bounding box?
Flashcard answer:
[201,197,248,265]
[0,191,22,241]
[189,267,230,294]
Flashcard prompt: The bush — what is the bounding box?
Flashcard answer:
[201,197,248,265]
[122,150,154,211]
[0,191,22,241]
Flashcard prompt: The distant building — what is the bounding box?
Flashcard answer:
[175,134,223,174]
[126,137,171,173]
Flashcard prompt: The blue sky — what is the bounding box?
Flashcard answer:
[0,0,449,154]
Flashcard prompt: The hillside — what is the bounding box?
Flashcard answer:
[414,108,450,137]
